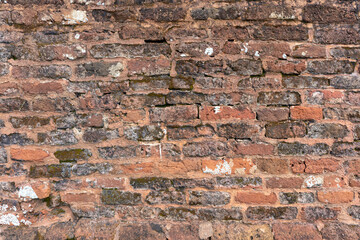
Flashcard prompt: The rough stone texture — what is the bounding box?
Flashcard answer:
[0,0,358,238]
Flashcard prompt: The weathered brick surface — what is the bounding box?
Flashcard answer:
[0,0,358,238]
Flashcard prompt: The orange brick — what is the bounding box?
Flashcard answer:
[235,192,277,204]
[317,191,354,204]
[61,192,97,204]
[291,106,323,120]
[10,148,49,161]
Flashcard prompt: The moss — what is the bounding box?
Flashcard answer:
[54,148,92,162]
[50,207,65,216]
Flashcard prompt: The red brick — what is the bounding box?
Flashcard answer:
[291,158,340,173]
[235,192,277,204]
[317,191,354,204]
[61,192,98,204]
[11,148,49,161]
[290,106,323,120]
[232,142,274,155]
[266,177,303,189]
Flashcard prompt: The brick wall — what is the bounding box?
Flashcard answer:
[0,0,359,239]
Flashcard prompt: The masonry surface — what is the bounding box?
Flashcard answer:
[0,0,360,239]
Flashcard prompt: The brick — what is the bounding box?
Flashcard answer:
[175,59,223,76]
[38,130,78,145]
[176,42,220,57]
[303,207,339,222]
[238,76,282,89]
[22,82,63,94]
[166,91,204,105]
[236,192,277,204]
[118,24,164,40]
[232,142,274,156]
[307,123,348,139]
[189,191,230,206]
[290,106,323,120]
[167,125,214,140]
[90,43,171,59]
[83,128,119,143]
[246,206,298,220]
[263,59,305,74]
[127,58,170,76]
[10,148,49,161]
[12,65,71,79]
[314,25,360,44]
[265,121,306,139]
[145,189,185,205]
[211,26,249,40]
[266,177,303,189]
[0,147,7,163]
[283,76,329,89]
[258,91,301,106]
[251,25,308,41]
[39,44,86,61]
[226,59,262,76]
[291,44,326,58]
[348,206,360,220]
[303,4,357,23]
[321,223,360,240]
[307,60,355,74]
[317,191,354,204]
[183,141,228,157]
[200,106,255,121]
[101,189,141,205]
[190,6,241,20]
[244,3,295,20]
[10,116,50,128]
[54,149,92,162]
[256,158,288,174]
[279,192,315,204]
[273,223,322,240]
[217,123,259,139]
[331,142,360,157]
[149,105,198,123]
[92,9,136,22]
[98,146,137,160]
[202,158,255,175]
[62,192,97,203]
[0,98,29,112]
[124,125,164,141]
[76,61,124,78]
[256,108,289,121]
[140,7,186,22]
[291,158,339,174]
[278,142,329,156]
[216,177,262,188]
[331,75,360,89]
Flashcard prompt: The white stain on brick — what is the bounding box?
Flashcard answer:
[303,175,323,188]
[18,186,38,199]
[0,214,20,226]
[255,51,260,57]
[64,10,88,25]
[214,106,221,114]
[74,33,81,40]
[204,47,214,56]
[282,53,287,59]
[109,62,123,77]
[20,219,32,225]
[0,204,8,212]
[203,159,232,175]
